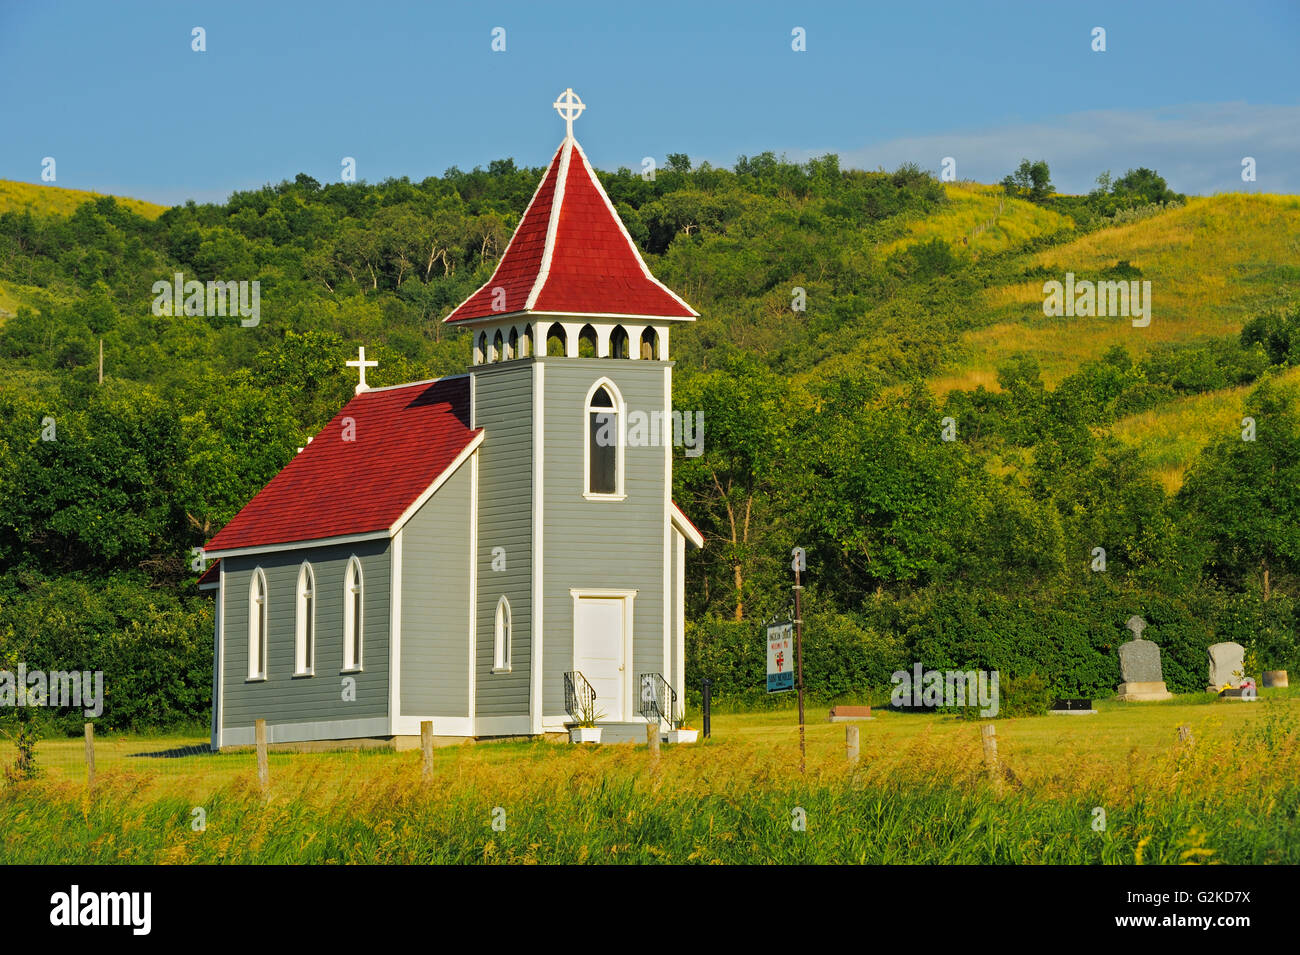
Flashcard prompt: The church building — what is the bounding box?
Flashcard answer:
[200,90,704,749]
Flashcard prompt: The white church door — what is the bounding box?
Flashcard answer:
[572,592,633,722]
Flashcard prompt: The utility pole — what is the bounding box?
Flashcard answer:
[792,546,807,773]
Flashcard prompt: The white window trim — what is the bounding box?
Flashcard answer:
[247,567,268,682]
[493,595,512,673]
[342,556,364,673]
[583,377,626,501]
[294,562,316,677]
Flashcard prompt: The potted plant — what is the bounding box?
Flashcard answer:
[665,707,699,744]
[568,696,605,744]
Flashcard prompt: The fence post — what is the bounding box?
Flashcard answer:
[702,678,712,739]
[255,719,269,791]
[1177,725,1194,747]
[981,724,1000,786]
[84,723,95,787]
[421,720,434,782]
[846,724,859,766]
[646,722,661,761]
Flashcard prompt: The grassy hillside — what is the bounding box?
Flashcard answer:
[0,179,166,220]
[0,180,167,320]
[930,193,1300,394]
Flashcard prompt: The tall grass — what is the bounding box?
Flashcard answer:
[0,179,166,220]
[3,700,1296,864]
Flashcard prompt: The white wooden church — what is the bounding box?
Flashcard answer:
[200,90,704,749]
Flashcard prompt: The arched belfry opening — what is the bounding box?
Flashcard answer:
[578,324,598,358]
[640,327,659,360]
[609,325,630,359]
[545,323,566,357]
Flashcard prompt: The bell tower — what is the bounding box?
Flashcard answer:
[444,89,699,735]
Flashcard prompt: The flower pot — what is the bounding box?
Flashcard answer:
[1262,670,1289,688]
[665,728,698,744]
[569,726,602,744]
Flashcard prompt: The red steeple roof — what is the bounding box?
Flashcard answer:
[445,137,698,324]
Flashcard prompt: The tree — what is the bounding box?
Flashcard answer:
[1001,158,1054,202]
[674,353,799,620]
[1179,379,1300,599]
[1112,167,1180,204]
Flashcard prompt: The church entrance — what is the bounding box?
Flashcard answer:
[572,593,633,722]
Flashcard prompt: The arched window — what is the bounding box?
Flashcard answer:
[494,596,512,672]
[578,324,598,358]
[476,331,487,365]
[640,327,659,360]
[492,330,504,363]
[522,324,533,358]
[248,568,268,680]
[295,562,315,675]
[343,557,364,670]
[546,322,566,357]
[610,325,630,359]
[507,327,518,360]
[585,380,623,498]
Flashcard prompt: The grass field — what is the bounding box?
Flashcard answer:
[2,691,1296,864]
[0,179,167,220]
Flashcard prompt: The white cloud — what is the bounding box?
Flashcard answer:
[787,102,1300,196]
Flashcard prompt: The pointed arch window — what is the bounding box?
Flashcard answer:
[640,327,659,360]
[546,322,566,357]
[295,562,316,676]
[522,324,533,358]
[343,556,364,671]
[507,327,518,360]
[578,324,598,358]
[493,596,512,672]
[476,331,487,365]
[492,330,504,363]
[610,325,630,359]
[585,380,624,499]
[248,568,268,680]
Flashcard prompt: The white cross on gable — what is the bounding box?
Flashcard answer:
[553,87,585,139]
[346,346,378,394]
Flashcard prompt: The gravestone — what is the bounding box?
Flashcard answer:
[1206,642,1246,691]
[1115,616,1173,701]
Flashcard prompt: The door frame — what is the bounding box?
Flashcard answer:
[569,588,637,722]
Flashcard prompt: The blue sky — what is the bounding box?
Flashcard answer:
[1,0,1297,204]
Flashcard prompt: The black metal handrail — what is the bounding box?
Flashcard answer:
[563,670,597,724]
[638,672,678,730]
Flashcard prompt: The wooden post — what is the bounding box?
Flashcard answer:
[421,720,434,782]
[1177,725,1194,746]
[845,725,859,765]
[255,719,268,791]
[84,723,95,786]
[981,724,1000,785]
[646,723,660,760]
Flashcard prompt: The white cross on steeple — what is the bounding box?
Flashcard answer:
[346,346,378,394]
[552,87,585,139]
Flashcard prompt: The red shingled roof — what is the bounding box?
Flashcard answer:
[204,376,479,554]
[445,137,698,324]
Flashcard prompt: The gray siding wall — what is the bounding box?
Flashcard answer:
[400,457,473,718]
[540,357,671,718]
[472,361,534,717]
[221,539,390,734]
